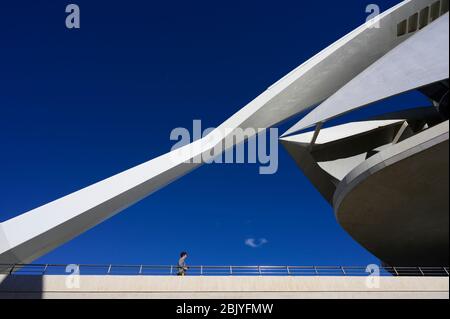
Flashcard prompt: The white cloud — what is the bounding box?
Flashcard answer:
[245,238,268,248]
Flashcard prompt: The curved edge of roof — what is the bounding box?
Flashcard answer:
[333,120,450,213]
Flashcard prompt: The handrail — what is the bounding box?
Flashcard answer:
[0,264,448,277]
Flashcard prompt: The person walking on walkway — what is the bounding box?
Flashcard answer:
[177,251,188,276]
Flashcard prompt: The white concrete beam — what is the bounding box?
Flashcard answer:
[283,13,450,136]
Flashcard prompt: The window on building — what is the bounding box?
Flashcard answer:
[408,13,419,33]
[397,19,407,36]
[430,1,441,21]
[441,0,449,14]
[419,7,430,29]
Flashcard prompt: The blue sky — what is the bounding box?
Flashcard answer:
[0,0,429,267]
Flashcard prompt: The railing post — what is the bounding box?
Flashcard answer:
[314,266,318,276]
[107,264,112,275]
[341,266,346,276]
[139,265,143,275]
[229,266,233,276]
[286,266,291,275]
[418,267,425,276]
[9,264,15,275]
[200,266,203,276]
[43,264,48,275]
[444,267,449,276]
[258,266,262,276]
[393,267,399,276]
[170,265,173,275]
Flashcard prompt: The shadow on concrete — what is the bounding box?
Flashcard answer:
[0,274,43,299]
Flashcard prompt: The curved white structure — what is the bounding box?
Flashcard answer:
[284,13,449,135]
[281,118,449,266]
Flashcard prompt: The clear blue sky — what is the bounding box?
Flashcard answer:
[0,0,429,266]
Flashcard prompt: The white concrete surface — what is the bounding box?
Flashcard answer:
[280,120,406,184]
[334,120,450,209]
[281,120,404,144]
[284,13,450,134]
[0,275,448,299]
[334,121,449,266]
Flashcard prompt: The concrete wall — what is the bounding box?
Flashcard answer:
[0,275,448,299]
[335,122,449,267]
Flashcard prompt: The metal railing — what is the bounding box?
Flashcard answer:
[0,264,449,277]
